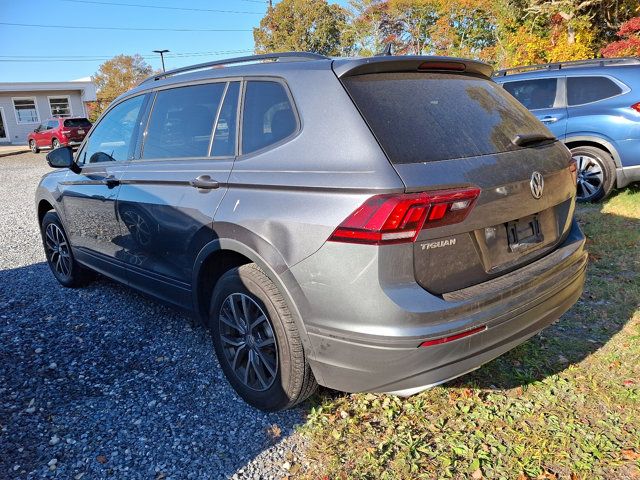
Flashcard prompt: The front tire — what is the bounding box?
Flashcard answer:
[29,140,39,153]
[41,211,92,288]
[209,264,317,411]
[571,146,616,203]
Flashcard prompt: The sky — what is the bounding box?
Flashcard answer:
[0,0,348,83]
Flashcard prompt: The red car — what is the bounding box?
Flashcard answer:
[28,117,92,153]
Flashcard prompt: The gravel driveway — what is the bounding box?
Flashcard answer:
[0,153,307,479]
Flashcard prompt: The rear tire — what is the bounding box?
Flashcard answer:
[29,140,39,153]
[41,211,92,288]
[570,146,616,203]
[209,263,317,411]
[52,138,61,149]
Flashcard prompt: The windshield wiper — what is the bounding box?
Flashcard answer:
[512,133,556,148]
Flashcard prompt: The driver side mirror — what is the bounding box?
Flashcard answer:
[46,146,80,173]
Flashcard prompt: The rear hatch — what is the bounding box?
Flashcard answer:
[63,118,92,141]
[335,58,576,294]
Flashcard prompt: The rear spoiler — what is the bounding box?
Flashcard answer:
[332,56,493,79]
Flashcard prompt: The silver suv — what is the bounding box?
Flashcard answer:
[37,53,587,411]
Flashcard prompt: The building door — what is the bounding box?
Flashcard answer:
[0,108,9,142]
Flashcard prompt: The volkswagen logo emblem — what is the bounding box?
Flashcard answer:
[530,171,544,199]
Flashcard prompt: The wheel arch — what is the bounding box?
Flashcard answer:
[564,135,622,168]
[37,199,55,225]
[192,236,320,382]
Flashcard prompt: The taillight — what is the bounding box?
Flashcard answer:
[328,187,480,245]
[569,157,578,184]
[631,102,640,113]
[61,130,71,136]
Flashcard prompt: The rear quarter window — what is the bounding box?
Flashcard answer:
[343,72,550,164]
[567,76,623,105]
[241,81,297,155]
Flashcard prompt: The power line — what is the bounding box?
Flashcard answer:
[0,50,253,60]
[0,50,255,62]
[60,0,264,15]
[0,22,253,32]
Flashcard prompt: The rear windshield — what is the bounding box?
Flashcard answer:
[342,72,551,164]
[63,118,92,128]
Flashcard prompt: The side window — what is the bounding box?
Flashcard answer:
[242,81,297,154]
[79,94,145,165]
[567,76,623,106]
[211,82,240,157]
[47,120,58,130]
[142,83,225,159]
[503,78,558,110]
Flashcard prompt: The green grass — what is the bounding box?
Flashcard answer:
[297,185,640,479]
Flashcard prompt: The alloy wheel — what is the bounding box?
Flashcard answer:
[573,154,604,201]
[218,293,278,391]
[44,223,72,279]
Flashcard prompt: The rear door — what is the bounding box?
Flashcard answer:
[340,68,576,294]
[502,77,568,139]
[115,80,239,308]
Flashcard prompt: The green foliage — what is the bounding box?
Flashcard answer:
[91,54,154,122]
[253,0,352,56]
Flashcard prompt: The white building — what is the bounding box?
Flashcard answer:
[0,81,97,145]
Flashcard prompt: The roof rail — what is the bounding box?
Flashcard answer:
[141,52,330,84]
[494,57,640,77]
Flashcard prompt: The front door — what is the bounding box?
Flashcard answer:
[59,94,148,282]
[41,120,57,147]
[115,81,239,308]
[0,108,9,142]
[502,76,568,139]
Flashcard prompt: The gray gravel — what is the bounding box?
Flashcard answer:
[0,153,309,479]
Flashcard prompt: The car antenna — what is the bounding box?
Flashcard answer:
[378,43,393,56]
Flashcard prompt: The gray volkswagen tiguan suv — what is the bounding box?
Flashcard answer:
[37,52,587,411]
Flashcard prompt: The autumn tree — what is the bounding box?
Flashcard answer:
[497,0,639,67]
[91,54,154,121]
[347,0,497,57]
[253,0,352,56]
[602,16,640,57]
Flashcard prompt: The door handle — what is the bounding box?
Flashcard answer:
[190,175,220,190]
[104,175,120,188]
[540,116,559,124]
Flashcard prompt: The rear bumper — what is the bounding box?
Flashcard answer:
[292,220,587,393]
[617,164,640,188]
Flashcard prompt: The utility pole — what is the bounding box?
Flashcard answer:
[153,49,169,72]
[268,0,272,8]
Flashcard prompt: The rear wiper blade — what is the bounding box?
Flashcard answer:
[512,133,556,147]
